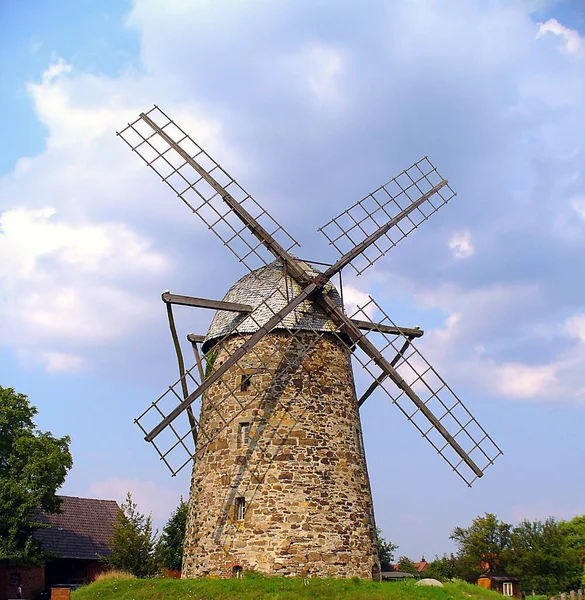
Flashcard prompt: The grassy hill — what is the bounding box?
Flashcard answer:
[72,574,502,600]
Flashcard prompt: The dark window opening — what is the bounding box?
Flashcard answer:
[235,496,246,520]
[355,427,364,455]
[10,574,21,586]
[238,422,250,447]
[239,373,252,392]
[232,565,243,579]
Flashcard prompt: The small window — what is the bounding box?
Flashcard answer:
[235,497,246,520]
[232,565,243,579]
[10,573,21,586]
[502,582,514,597]
[239,373,252,392]
[354,427,364,455]
[238,422,250,448]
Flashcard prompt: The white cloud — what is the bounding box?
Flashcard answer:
[565,314,585,342]
[0,56,243,373]
[571,196,585,220]
[342,285,377,319]
[289,43,346,110]
[448,231,475,259]
[41,351,87,373]
[537,18,584,57]
[85,477,180,527]
[383,277,585,405]
[0,206,165,279]
[494,362,559,398]
[0,205,168,367]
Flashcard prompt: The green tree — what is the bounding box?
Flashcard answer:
[507,518,581,594]
[108,492,157,577]
[425,554,460,581]
[0,386,72,566]
[559,515,585,567]
[376,528,398,571]
[397,555,419,575]
[155,497,188,571]
[451,513,512,581]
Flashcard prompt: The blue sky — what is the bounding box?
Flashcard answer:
[1,0,584,561]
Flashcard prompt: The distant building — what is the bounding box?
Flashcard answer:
[0,496,119,600]
[477,574,521,598]
[381,558,428,581]
[381,570,416,581]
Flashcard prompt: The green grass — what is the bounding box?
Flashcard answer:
[72,574,504,600]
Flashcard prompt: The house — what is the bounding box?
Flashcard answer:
[414,559,428,574]
[477,575,521,598]
[0,496,119,600]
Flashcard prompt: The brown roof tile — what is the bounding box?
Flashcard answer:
[34,495,119,561]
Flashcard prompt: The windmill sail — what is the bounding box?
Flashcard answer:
[319,157,456,276]
[117,106,300,273]
[343,296,503,486]
[119,107,502,487]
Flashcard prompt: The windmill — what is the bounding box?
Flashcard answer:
[117,106,502,580]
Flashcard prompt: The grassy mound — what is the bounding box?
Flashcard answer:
[72,574,502,600]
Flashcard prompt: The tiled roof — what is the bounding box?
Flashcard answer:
[203,260,343,352]
[34,495,119,561]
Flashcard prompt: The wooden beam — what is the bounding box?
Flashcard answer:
[323,179,448,279]
[187,333,206,344]
[162,292,253,313]
[351,319,423,338]
[145,283,319,442]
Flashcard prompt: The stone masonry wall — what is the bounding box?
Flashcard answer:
[182,330,380,579]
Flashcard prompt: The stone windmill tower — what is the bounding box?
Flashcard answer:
[117,106,502,580]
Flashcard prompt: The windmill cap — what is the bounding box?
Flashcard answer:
[202,260,343,353]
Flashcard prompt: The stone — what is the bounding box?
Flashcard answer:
[416,579,444,587]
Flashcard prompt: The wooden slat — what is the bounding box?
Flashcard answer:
[351,319,423,338]
[162,292,253,313]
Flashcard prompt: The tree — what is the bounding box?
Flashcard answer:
[397,555,419,575]
[451,513,512,581]
[376,528,398,571]
[425,554,460,581]
[155,497,188,571]
[108,492,157,577]
[0,386,72,566]
[507,518,581,594]
[559,515,585,566]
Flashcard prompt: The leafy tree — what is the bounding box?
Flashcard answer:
[425,554,460,581]
[507,518,581,594]
[397,555,419,575]
[451,513,512,581]
[108,492,157,577]
[376,528,398,571]
[559,515,585,566]
[0,386,72,566]
[155,497,188,571]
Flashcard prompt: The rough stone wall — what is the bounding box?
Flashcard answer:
[182,330,380,579]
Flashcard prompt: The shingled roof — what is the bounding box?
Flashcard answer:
[34,495,119,561]
[203,260,343,352]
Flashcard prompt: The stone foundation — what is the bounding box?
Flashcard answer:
[182,331,380,579]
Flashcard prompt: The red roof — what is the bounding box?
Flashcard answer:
[34,495,119,561]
